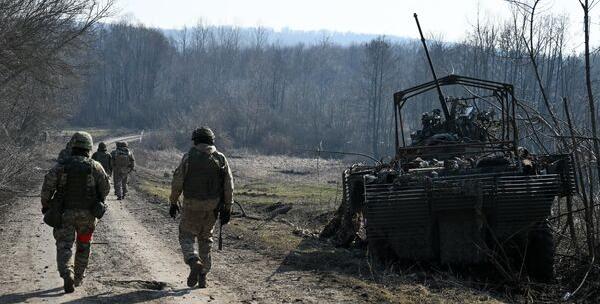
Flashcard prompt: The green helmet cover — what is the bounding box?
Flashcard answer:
[192,127,215,141]
[70,131,93,150]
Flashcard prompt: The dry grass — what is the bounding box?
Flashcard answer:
[131,144,508,303]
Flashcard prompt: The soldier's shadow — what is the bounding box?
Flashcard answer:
[0,287,192,304]
[0,287,65,304]
[60,288,192,304]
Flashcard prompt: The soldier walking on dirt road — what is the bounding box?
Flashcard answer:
[111,141,135,200]
[169,127,234,288]
[57,140,72,164]
[41,132,110,293]
[92,142,112,176]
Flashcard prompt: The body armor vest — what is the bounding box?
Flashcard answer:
[113,149,130,168]
[183,148,224,200]
[93,152,111,172]
[61,158,97,210]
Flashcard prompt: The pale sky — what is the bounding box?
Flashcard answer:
[112,0,591,51]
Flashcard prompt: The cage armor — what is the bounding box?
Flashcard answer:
[183,148,225,201]
[60,157,98,211]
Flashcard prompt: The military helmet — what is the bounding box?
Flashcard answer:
[98,142,107,151]
[116,141,128,148]
[192,127,215,141]
[70,132,93,150]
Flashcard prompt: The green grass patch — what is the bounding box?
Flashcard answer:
[235,181,339,206]
[229,221,303,253]
[61,128,112,139]
[138,179,170,201]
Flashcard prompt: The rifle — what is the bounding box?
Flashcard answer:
[218,216,223,250]
[217,157,227,251]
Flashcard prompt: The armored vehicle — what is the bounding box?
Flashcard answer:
[347,74,575,282]
[330,15,576,282]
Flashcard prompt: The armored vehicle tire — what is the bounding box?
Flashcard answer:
[525,222,554,282]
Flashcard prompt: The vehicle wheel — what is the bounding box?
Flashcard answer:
[525,222,555,282]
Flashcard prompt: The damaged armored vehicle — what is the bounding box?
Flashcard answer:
[322,15,576,282]
[363,75,575,282]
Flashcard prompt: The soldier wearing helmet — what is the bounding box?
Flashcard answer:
[41,132,110,293]
[92,142,112,176]
[169,126,234,288]
[57,141,73,164]
[110,141,135,200]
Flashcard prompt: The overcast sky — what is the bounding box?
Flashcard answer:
[112,0,591,50]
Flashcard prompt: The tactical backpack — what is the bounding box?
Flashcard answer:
[183,149,225,200]
[113,149,130,168]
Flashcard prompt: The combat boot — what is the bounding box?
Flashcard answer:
[186,259,203,287]
[74,273,85,287]
[63,271,75,293]
[198,273,207,288]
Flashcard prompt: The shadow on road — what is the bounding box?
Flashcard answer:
[273,237,366,276]
[61,288,192,304]
[0,287,192,304]
[0,287,65,304]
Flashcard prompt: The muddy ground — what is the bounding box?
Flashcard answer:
[0,133,506,303]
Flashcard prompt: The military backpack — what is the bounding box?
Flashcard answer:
[113,149,130,168]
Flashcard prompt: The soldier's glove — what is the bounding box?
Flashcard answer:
[169,203,180,218]
[219,208,231,225]
[41,206,49,214]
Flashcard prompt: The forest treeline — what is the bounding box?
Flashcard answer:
[0,0,112,193]
[75,10,596,157]
[2,0,600,300]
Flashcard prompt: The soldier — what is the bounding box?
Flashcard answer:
[111,141,135,200]
[57,141,72,164]
[41,132,110,293]
[169,127,234,288]
[92,142,112,176]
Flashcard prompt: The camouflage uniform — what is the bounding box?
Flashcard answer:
[111,142,135,199]
[92,143,112,176]
[170,143,234,276]
[41,132,110,290]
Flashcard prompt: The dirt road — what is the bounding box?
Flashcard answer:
[0,134,372,303]
[0,134,237,303]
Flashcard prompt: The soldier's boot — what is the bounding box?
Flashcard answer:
[63,271,75,293]
[74,272,85,287]
[198,273,207,289]
[186,259,203,288]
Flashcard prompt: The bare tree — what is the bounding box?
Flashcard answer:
[0,0,113,193]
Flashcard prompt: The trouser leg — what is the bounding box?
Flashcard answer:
[74,227,94,278]
[53,225,75,278]
[122,173,129,196]
[197,237,213,274]
[197,211,217,274]
[179,226,199,265]
[113,172,122,197]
